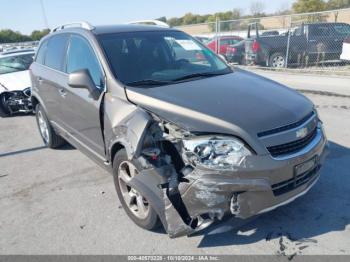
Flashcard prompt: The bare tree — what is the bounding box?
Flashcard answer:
[250,1,265,16]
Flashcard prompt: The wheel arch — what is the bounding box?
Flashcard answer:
[31,93,48,113]
[110,142,125,168]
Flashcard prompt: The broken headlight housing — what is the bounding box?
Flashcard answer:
[182,136,252,170]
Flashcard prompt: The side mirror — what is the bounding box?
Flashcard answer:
[68,69,100,100]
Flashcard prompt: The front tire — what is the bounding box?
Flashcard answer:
[0,93,11,116]
[35,104,65,148]
[113,149,160,230]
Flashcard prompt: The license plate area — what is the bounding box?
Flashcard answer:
[293,156,319,187]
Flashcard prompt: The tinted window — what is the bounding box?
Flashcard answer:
[220,39,241,45]
[294,26,303,36]
[45,34,69,71]
[310,25,331,36]
[66,35,103,87]
[333,24,350,35]
[36,40,48,64]
[221,39,230,45]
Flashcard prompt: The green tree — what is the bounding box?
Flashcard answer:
[182,13,198,25]
[167,17,183,27]
[207,10,243,32]
[30,29,50,41]
[326,0,350,9]
[293,0,326,13]
[0,29,31,43]
[250,1,266,17]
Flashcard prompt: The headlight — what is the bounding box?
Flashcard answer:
[182,136,252,170]
[23,87,31,97]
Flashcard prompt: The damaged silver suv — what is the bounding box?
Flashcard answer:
[30,22,328,238]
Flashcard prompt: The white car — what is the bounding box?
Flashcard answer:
[340,37,350,62]
[0,49,34,115]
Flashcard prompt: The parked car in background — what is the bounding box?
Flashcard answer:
[195,36,210,44]
[207,35,243,58]
[226,40,246,64]
[0,49,34,115]
[261,30,280,36]
[30,22,327,238]
[340,36,350,62]
[245,22,350,68]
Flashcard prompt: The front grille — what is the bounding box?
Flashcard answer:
[257,111,315,138]
[272,165,320,196]
[267,127,317,158]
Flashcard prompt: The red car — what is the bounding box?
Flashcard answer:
[206,35,243,56]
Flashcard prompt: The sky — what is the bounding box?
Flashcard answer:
[2,0,294,34]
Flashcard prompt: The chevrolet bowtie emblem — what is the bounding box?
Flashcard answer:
[296,127,308,139]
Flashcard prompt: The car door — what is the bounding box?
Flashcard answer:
[60,34,106,159]
[33,34,69,123]
[289,26,307,64]
[307,24,335,58]
[331,24,350,58]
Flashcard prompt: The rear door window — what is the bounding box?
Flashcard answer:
[45,34,69,71]
[35,40,48,64]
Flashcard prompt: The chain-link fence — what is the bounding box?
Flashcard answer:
[176,8,350,73]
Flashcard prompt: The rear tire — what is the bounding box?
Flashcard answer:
[35,104,65,148]
[269,52,286,68]
[113,149,160,230]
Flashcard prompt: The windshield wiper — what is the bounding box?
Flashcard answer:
[172,71,229,82]
[126,79,173,87]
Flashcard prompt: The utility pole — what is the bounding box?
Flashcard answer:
[40,0,49,29]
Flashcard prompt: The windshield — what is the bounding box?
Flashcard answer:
[98,31,231,86]
[0,54,34,75]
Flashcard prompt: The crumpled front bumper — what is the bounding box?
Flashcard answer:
[179,127,328,221]
[129,127,328,238]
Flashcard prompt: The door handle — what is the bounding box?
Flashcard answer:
[308,39,317,43]
[58,88,67,98]
[37,77,43,84]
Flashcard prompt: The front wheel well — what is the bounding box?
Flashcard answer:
[110,142,125,167]
[31,96,40,112]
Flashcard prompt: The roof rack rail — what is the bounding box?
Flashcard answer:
[52,22,95,32]
[127,20,170,28]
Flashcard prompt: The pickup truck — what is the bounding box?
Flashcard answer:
[245,22,350,68]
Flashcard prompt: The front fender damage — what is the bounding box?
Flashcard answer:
[109,110,257,238]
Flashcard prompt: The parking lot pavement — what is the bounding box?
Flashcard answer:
[0,74,350,256]
[244,68,350,97]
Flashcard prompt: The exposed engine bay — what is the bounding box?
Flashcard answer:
[0,88,33,115]
[120,115,250,237]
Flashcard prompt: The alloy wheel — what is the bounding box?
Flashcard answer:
[37,110,49,144]
[118,161,150,219]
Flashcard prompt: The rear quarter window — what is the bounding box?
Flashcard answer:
[45,34,69,71]
[35,40,48,64]
[333,24,350,35]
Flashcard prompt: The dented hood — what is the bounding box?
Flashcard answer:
[125,69,313,138]
[0,70,31,92]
